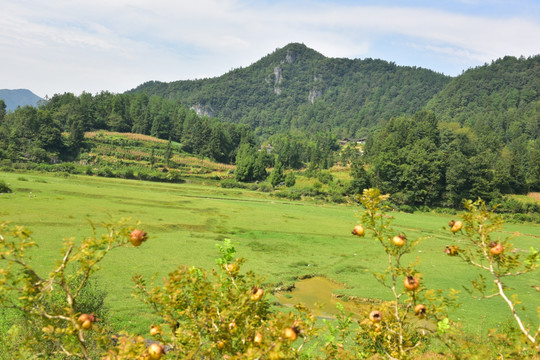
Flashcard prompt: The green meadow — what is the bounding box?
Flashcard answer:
[1,170,538,336]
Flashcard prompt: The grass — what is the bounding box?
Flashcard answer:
[1,170,539,337]
[85,130,169,143]
[514,192,540,203]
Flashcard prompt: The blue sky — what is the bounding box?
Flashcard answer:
[2,0,540,98]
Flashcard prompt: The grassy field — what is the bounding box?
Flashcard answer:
[1,170,538,337]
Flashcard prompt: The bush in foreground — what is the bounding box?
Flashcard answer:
[0,179,12,193]
[0,189,538,359]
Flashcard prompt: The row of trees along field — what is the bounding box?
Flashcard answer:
[0,93,339,174]
[362,110,540,208]
[0,93,256,164]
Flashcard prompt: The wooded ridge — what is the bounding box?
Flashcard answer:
[1,43,539,208]
[131,43,452,138]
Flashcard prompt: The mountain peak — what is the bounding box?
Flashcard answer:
[0,89,44,111]
[131,43,450,136]
[265,43,326,64]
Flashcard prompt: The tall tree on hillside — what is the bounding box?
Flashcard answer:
[235,143,255,182]
[0,100,6,121]
[0,100,8,157]
[93,91,114,129]
[207,123,231,163]
[164,139,173,167]
[78,92,96,130]
[269,159,285,187]
[347,159,371,196]
[169,106,186,142]
[150,109,170,139]
[68,118,85,157]
[181,111,201,154]
[36,109,63,154]
[252,151,268,181]
[526,142,540,191]
[400,139,444,205]
[130,93,150,134]
[444,151,470,207]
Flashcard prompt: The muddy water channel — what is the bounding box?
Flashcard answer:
[274,277,370,319]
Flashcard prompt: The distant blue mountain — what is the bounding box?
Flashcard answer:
[0,89,44,111]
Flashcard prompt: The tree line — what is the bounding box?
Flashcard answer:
[360,110,540,208]
[0,92,256,164]
[0,92,342,176]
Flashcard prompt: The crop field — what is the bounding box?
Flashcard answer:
[0,170,538,337]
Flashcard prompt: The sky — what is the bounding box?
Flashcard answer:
[2,0,540,98]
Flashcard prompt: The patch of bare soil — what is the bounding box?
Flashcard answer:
[527,192,540,202]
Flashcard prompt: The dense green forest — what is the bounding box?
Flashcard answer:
[1,43,540,209]
[362,53,540,205]
[0,92,256,165]
[131,43,451,137]
[363,110,540,207]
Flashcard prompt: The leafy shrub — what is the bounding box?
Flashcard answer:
[121,167,135,179]
[275,189,303,201]
[398,204,415,213]
[56,162,77,174]
[1,191,538,359]
[0,180,12,193]
[258,183,274,192]
[494,196,540,214]
[35,163,54,172]
[329,192,346,203]
[0,159,13,172]
[311,181,324,195]
[97,167,114,177]
[284,171,296,187]
[444,199,539,351]
[317,171,334,184]
[433,207,457,215]
[165,170,182,183]
[220,179,247,189]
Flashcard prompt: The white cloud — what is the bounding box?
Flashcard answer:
[1,0,540,96]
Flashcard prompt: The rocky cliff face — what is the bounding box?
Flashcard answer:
[191,103,214,117]
[273,66,283,95]
[285,49,297,64]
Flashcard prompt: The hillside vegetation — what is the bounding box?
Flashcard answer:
[132,43,451,137]
[1,43,540,209]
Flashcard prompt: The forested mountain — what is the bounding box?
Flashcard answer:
[364,55,540,206]
[0,89,43,111]
[2,44,540,207]
[131,43,451,138]
[425,55,540,144]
